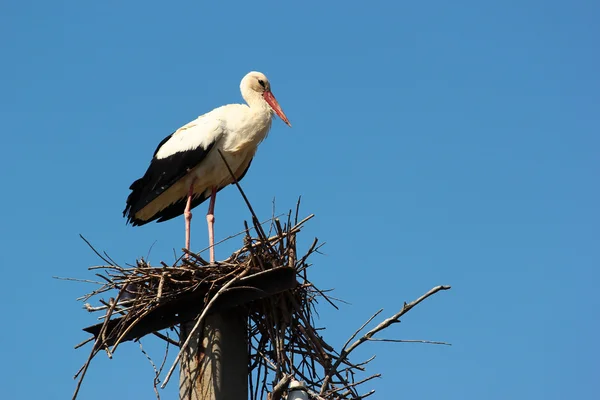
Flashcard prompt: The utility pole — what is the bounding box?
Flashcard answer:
[179,309,248,400]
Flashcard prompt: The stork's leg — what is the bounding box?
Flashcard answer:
[207,186,217,263]
[184,181,196,258]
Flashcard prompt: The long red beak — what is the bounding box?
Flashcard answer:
[263,91,292,127]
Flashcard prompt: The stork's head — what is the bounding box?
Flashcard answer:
[241,71,291,127]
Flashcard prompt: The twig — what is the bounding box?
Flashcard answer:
[341,309,383,351]
[79,234,113,265]
[138,340,161,400]
[216,149,268,244]
[366,338,451,346]
[74,336,94,350]
[72,288,124,400]
[320,285,451,394]
[196,213,285,255]
[325,373,381,396]
[269,374,292,400]
[53,276,105,285]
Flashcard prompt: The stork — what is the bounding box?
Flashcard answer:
[123,71,291,262]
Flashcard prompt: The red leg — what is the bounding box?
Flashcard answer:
[184,181,195,258]
[206,186,217,263]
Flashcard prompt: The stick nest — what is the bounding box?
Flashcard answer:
[69,205,450,400]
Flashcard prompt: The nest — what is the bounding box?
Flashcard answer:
[71,205,364,399]
[69,201,451,400]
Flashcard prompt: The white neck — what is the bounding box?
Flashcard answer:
[242,88,271,112]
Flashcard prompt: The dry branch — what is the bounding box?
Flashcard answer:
[320,285,452,395]
[68,199,451,400]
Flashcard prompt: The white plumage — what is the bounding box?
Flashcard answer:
[124,71,291,261]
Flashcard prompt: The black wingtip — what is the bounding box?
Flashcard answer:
[123,175,151,227]
[123,205,150,227]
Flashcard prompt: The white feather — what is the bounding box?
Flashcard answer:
[132,71,290,222]
[155,109,226,160]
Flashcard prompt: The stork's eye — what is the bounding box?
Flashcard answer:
[258,79,266,88]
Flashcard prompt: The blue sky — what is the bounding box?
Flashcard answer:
[1,0,598,398]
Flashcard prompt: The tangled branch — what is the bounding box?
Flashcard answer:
[66,200,451,400]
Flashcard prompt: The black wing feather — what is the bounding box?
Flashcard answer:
[149,157,254,224]
[123,132,217,226]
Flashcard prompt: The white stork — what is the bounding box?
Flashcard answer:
[123,71,291,262]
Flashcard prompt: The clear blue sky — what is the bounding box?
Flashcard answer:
[1,0,597,398]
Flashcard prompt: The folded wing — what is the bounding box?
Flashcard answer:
[123,116,224,225]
